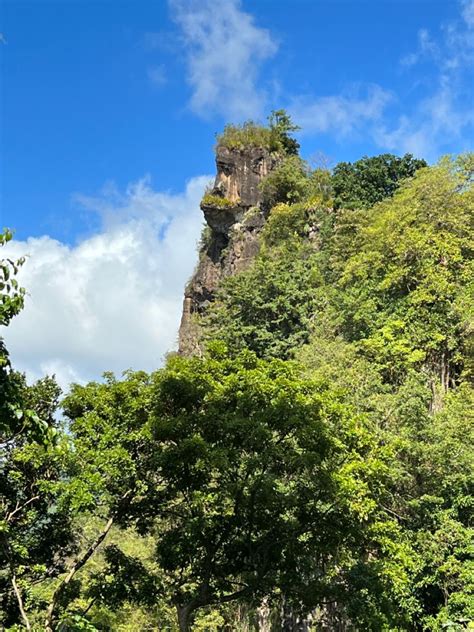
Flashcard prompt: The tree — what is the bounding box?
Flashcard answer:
[0,376,74,631]
[268,109,300,156]
[337,155,474,390]
[398,384,474,629]
[216,109,300,156]
[0,229,26,327]
[206,241,322,360]
[44,370,154,631]
[259,156,313,210]
[80,347,414,631]
[0,231,74,631]
[332,153,427,210]
[0,229,32,443]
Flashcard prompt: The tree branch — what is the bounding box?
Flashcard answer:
[11,571,32,631]
[6,495,40,523]
[45,490,132,631]
[1,533,32,631]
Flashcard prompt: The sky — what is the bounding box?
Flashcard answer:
[1,0,473,389]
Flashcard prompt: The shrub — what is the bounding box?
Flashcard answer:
[259,156,312,208]
[216,121,276,152]
[216,110,300,156]
[201,193,235,209]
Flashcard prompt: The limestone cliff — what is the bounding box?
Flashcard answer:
[178,144,280,355]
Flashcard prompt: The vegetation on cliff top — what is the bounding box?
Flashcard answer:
[216,109,300,155]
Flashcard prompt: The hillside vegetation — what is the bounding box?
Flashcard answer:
[1,119,473,631]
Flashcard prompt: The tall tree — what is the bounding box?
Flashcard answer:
[79,347,413,631]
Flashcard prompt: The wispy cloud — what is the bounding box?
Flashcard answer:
[374,83,474,158]
[385,0,474,158]
[463,0,474,27]
[3,176,209,389]
[168,0,278,120]
[400,28,439,67]
[291,0,473,159]
[289,85,392,139]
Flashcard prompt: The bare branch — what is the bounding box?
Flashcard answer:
[6,495,40,523]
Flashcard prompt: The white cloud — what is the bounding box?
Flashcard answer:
[401,4,474,72]
[2,176,209,390]
[168,0,278,120]
[388,0,474,159]
[374,83,474,158]
[279,0,473,159]
[400,28,439,67]
[289,85,392,139]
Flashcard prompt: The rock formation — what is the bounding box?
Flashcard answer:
[178,144,280,355]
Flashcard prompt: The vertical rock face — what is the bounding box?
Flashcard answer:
[214,145,277,206]
[178,144,279,356]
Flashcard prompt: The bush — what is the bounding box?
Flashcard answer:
[216,110,300,156]
[201,193,235,209]
[262,203,308,246]
[259,156,313,209]
[216,121,277,152]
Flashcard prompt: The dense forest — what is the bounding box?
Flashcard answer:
[1,115,473,631]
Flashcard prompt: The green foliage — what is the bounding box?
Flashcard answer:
[0,230,34,443]
[0,231,82,631]
[3,146,473,630]
[197,154,473,627]
[0,375,74,631]
[85,348,411,629]
[205,155,472,387]
[0,229,26,327]
[216,121,276,152]
[267,109,300,156]
[200,193,235,209]
[262,202,309,245]
[262,197,333,249]
[197,224,213,252]
[337,155,473,384]
[259,156,333,211]
[216,109,300,156]
[57,613,99,631]
[259,156,312,209]
[206,242,322,359]
[63,370,153,516]
[332,153,427,210]
[394,384,474,630]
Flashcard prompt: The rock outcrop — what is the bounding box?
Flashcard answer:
[178,144,279,355]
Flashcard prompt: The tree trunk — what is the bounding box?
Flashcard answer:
[281,597,313,632]
[257,597,271,632]
[176,604,193,632]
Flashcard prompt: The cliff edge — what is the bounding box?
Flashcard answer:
[178,143,280,355]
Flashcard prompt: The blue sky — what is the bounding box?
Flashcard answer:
[1,0,473,387]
